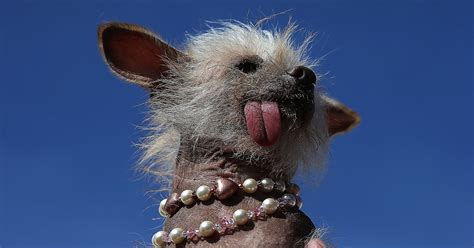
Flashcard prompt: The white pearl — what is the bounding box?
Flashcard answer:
[180,189,195,205]
[260,178,275,192]
[196,185,212,201]
[242,178,258,193]
[169,227,185,244]
[281,193,297,208]
[199,220,215,237]
[233,209,249,225]
[158,199,169,217]
[151,230,168,247]
[262,198,278,214]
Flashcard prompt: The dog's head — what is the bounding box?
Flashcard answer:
[98,22,359,179]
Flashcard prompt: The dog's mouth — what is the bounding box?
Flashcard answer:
[244,101,282,147]
[241,76,316,148]
[242,93,315,147]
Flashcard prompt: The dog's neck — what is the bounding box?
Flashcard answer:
[162,141,314,247]
[171,140,291,193]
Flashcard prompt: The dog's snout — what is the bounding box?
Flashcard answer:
[287,66,316,86]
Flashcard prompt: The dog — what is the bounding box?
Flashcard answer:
[98,20,359,247]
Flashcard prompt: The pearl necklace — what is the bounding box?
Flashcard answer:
[158,177,301,217]
[152,177,303,247]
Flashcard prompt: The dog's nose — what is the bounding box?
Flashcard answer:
[287,66,316,86]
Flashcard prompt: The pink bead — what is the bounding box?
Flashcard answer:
[247,210,256,220]
[215,178,239,200]
[215,223,225,234]
[217,217,237,234]
[254,206,267,220]
[185,230,201,242]
[162,235,171,243]
[163,193,182,217]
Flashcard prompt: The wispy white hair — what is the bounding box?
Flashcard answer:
[138,21,329,187]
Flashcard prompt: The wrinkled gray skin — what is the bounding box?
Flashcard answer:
[98,21,359,248]
[164,144,316,247]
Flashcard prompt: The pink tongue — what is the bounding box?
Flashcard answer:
[244,101,282,147]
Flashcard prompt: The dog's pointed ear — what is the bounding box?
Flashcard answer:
[97,22,184,88]
[322,96,361,136]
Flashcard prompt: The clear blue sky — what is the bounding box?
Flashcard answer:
[0,1,472,247]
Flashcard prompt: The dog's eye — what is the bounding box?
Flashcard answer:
[235,60,259,73]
